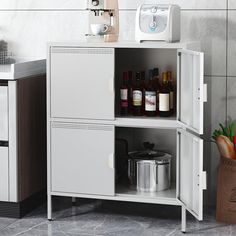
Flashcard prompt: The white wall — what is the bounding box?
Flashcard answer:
[0,0,234,206]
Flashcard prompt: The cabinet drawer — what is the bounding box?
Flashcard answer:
[50,47,115,120]
[0,146,9,201]
[51,123,115,196]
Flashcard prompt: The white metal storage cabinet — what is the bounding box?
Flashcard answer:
[47,42,207,233]
[51,123,115,196]
[50,47,115,121]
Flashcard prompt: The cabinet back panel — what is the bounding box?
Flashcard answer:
[116,128,176,184]
[115,48,177,116]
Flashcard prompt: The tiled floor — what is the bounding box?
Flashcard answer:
[0,198,234,236]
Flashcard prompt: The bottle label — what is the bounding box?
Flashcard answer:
[159,93,170,111]
[120,89,128,100]
[170,91,174,110]
[145,91,156,111]
[133,90,142,106]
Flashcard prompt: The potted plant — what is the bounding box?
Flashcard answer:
[213,123,236,224]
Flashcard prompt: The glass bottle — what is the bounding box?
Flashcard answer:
[153,68,160,114]
[141,71,146,114]
[159,72,171,117]
[132,72,143,116]
[167,71,175,114]
[145,69,156,117]
[128,71,133,115]
[120,72,129,116]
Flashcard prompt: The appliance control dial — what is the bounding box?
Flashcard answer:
[149,21,157,30]
[151,7,157,13]
[92,0,99,6]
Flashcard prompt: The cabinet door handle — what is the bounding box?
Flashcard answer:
[201,171,207,190]
[108,78,114,94]
[108,154,114,169]
[203,84,207,102]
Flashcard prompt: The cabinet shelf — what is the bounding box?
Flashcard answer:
[115,116,179,129]
[115,185,178,206]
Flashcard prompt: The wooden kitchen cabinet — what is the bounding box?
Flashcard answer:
[0,61,47,218]
[47,42,207,232]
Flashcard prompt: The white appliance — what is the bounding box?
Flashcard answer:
[135,4,181,43]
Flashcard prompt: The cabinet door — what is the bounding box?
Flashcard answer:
[177,129,207,221]
[51,123,115,196]
[50,47,115,120]
[0,146,9,201]
[0,85,8,141]
[177,49,206,135]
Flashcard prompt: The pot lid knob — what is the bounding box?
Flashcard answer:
[143,142,155,151]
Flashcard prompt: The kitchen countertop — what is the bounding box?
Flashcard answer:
[0,59,46,80]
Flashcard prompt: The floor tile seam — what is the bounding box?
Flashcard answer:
[11,221,48,236]
[165,226,179,236]
[122,216,150,230]
[0,219,18,232]
[93,214,108,233]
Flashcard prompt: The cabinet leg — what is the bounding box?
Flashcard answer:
[181,206,186,233]
[72,197,76,205]
[47,194,52,221]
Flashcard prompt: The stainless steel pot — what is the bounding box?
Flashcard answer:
[128,142,171,192]
[136,157,171,192]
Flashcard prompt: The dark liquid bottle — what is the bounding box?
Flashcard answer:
[132,72,143,116]
[167,71,175,115]
[159,72,171,117]
[141,71,146,114]
[128,71,133,115]
[120,72,129,116]
[145,69,156,117]
[153,68,160,114]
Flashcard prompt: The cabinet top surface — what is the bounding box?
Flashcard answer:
[0,59,46,80]
[49,41,199,50]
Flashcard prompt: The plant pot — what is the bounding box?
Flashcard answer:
[216,156,236,224]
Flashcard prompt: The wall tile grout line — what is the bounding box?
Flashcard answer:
[226,0,229,125]
[0,9,229,12]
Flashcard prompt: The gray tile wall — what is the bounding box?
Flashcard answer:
[0,0,233,206]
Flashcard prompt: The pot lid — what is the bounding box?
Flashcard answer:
[136,154,171,164]
[128,142,169,159]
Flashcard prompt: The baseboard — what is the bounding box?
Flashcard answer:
[0,190,46,218]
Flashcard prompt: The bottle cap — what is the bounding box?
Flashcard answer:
[136,72,141,80]
[167,71,172,80]
[153,68,159,76]
[162,72,168,82]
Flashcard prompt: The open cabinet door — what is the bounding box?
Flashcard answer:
[177,129,207,221]
[177,49,206,135]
